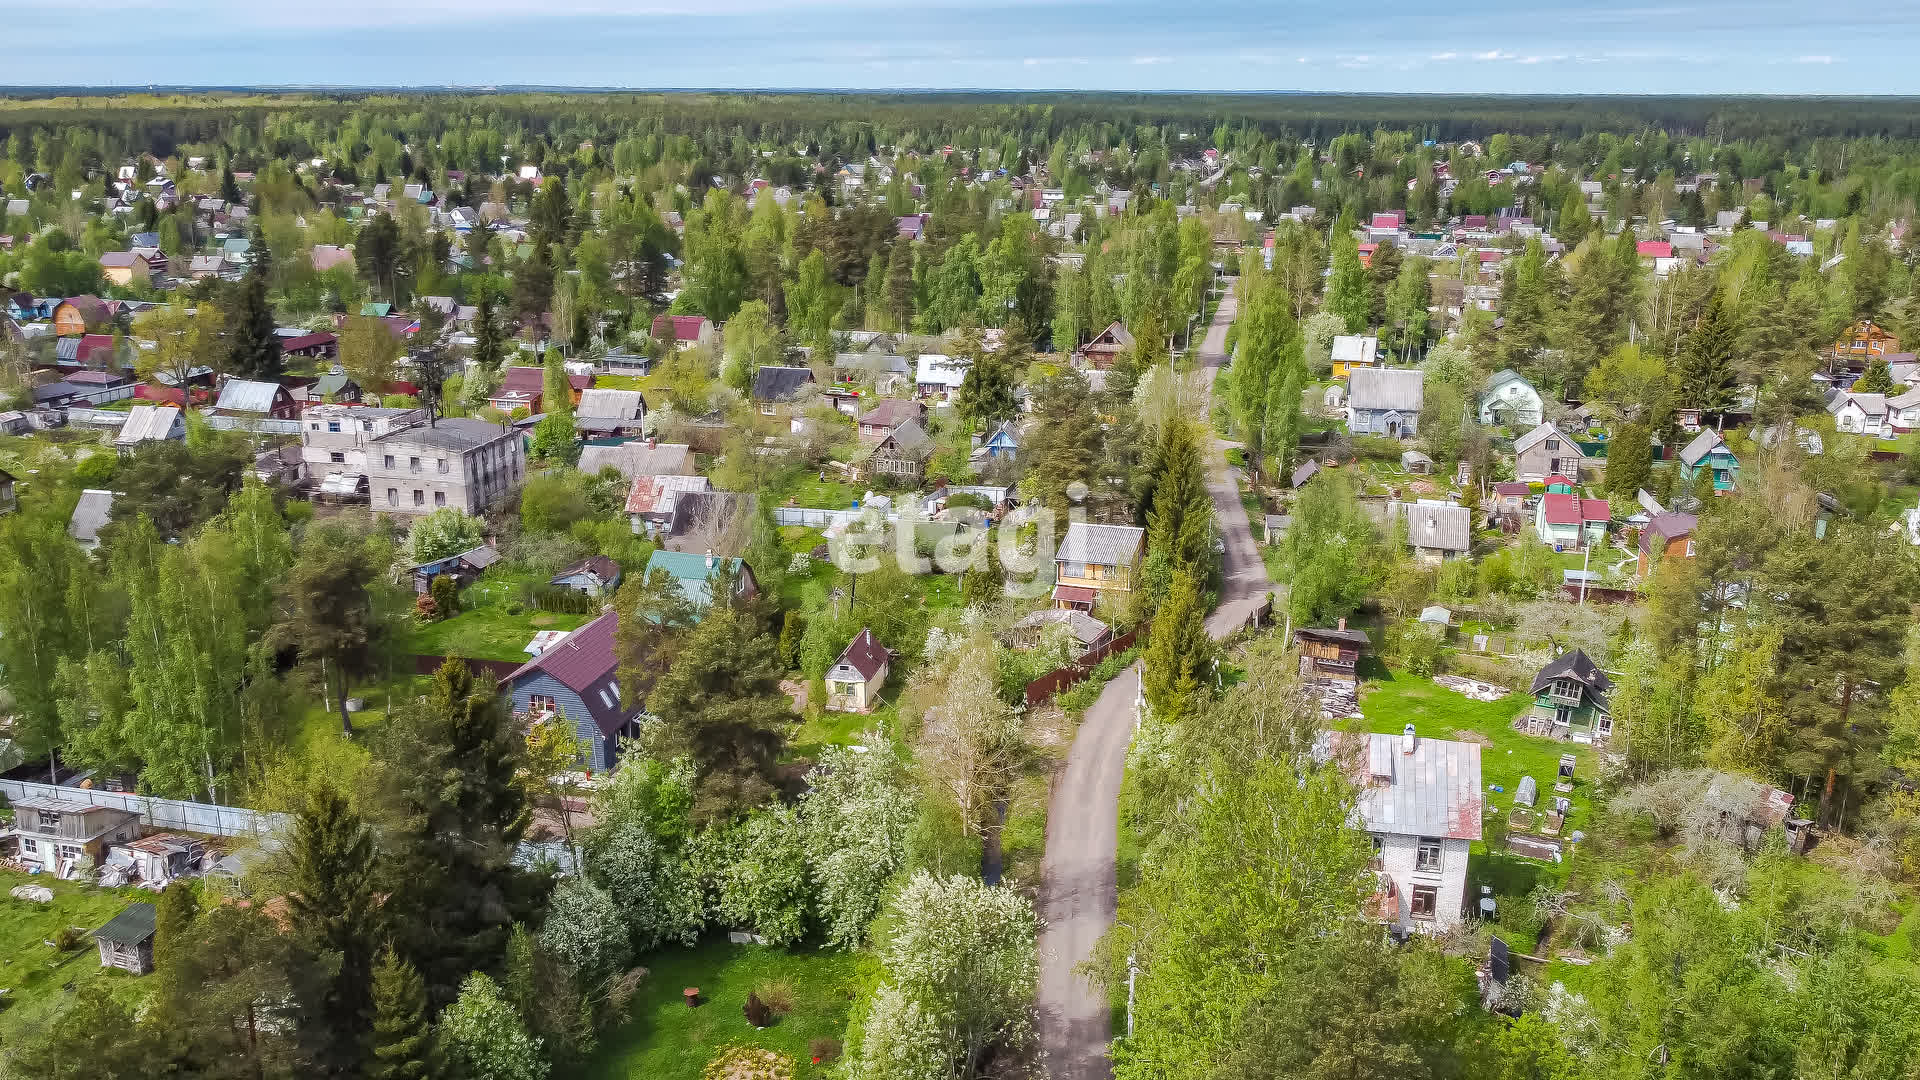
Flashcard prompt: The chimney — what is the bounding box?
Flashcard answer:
[1337,617,1346,632]
[648,436,657,449]
[1401,723,1417,755]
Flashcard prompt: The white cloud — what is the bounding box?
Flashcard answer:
[1474,49,1513,60]
[1518,55,1543,64]
[1337,54,1373,68]
[1132,55,1170,65]
[1296,56,1308,63]
[1796,54,1835,64]
[1430,51,1459,61]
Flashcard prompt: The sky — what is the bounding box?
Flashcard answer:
[10,0,1920,94]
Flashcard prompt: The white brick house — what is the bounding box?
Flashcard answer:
[1327,727,1483,934]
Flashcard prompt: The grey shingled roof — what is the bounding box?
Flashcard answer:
[1398,502,1471,553]
[376,418,510,451]
[1678,429,1726,466]
[1529,649,1613,706]
[1054,522,1145,567]
[69,489,115,544]
[752,365,816,402]
[1337,731,1484,840]
[1348,367,1425,413]
[576,388,646,420]
[1512,421,1568,456]
[577,441,695,479]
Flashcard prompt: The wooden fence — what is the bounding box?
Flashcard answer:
[1023,627,1141,708]
[411,654,526,681]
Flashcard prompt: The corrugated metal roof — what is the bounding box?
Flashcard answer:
[577,388,646,419]
[1055,522,1144,567]
[578,441,695,479]
[1343,731,1483,840]
[68,488,115,543]
[214,379,284,413]
[1349,367,1425,413]
[115,405,180,445]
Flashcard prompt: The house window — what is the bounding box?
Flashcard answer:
[1369,834,1383,869]
[1415,838,1443,872]
[383,454,396,468]
[1410,885,1439,920]
[1064,562,1087,578]
[409,456,421,471]
[329,451,345,464]
[434,491,446,507]
[309,422,320,431]
[37,810,60,828]
[58,844,82,861]
[327,421,341,433]
[1598,714,1614,736]
[1546,439,1559,450]
[437,458,448,474]
[1684,540,1696,557]
[529,694,556,714]
[21,838,38,854]
[362,421,373,432]
[413,489,425,506]
[387,488,398,505]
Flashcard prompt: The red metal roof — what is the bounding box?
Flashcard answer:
[1541,493,1610,526]
[281,331,336,352]
[1636,241,1673,259]
[501,366,545,393]
[1493,481,1531,495]
[651,314,709,342]
[833,628,891,681]
[1052,584,1098,606]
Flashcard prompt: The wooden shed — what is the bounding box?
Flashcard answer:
[95,901,156,975]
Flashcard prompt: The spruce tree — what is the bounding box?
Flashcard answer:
[1677,290,1739,411]
[367,947,435,1080]
[1145,418,1212,576]
[286,786,380,1076]
[227,227,283,379]
[1142,569,1213,722]
[471,287,504,372]
[370,660,533,1007]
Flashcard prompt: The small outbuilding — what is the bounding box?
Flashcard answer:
[825,628,891,713]
[95,901,156,975]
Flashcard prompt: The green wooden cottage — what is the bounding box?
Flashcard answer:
[1525,649,1614,745]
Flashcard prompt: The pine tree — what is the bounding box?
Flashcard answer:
[286,786,380,1076]
[471,287,504,373]
[367,947,435,1080]
[1142,569,1213,722]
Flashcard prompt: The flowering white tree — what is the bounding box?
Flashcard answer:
[800,739,917,949]
[439,972,548,1080]
[714,804,812,946]
[539,876,629,983]
[853,872,1040,1080]
[403,507,488,564]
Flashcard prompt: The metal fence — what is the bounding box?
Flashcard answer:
[70,383,136,405]
[0,778,290,841]
[772,506,872,530]
[66,407,130,428]
[202,415,303,435]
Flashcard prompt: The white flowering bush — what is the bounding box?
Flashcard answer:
[439,972,548,1080]
[539,877,629,983]
[595,825,706,952]
[800,739,917,949]
[715,805,812,947]
[851,872,1040,1080]
[787,551,813,575]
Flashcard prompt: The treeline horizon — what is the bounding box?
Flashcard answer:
[4,90,1920,146]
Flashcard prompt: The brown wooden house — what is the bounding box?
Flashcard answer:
[52,295,112,337]
[1294,620,1371,686]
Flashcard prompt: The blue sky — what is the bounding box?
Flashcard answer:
[12,0,1920,94]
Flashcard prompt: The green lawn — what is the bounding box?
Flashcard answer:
[583,940,877,1080]
[0,870,155,1041]
[765,467,866,510]
[788,700,897,762]
[406,606,593,662]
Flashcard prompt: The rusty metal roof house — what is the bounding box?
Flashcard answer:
[1327,728,1485,842]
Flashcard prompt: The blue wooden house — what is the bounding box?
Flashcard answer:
[980,420,1020,460]
[6,293,50,321]
[501,610,638,772]
[1678,430,1740,492]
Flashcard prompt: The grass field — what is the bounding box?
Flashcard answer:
[406,606,593,662]
[584,940,876,1080]
[0,870,154,1042]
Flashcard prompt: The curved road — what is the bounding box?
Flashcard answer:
[1036,281,1274,1080]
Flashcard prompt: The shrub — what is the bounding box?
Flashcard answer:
[752,979,795,1014]
[430,574,460,618]
[807,1038,842,1065]
[743,992,772,1028]
[52,926,79,951]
